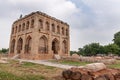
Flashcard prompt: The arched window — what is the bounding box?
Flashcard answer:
[57,25,60,34]
[18,25,21,32]
[10,39,15,53]
[52,24,55,32]
[62,40,67,54]
[31,19,34,28]
[62,27,64,35]
[66,29,68,36]
[12,27,14,34]
[15,26,17,33]
[22,23,25,31]
[39,19,43,29]
[25,36,32,53]
[17,38,23,53]
[46,22,49,31]
[39,36,48,54]
[26,21,29,30]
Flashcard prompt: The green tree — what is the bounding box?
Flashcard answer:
[78,43,104,56]
[70,51,77,56]
[0,50,2,53]
[78,48,84,55]
[113,31,120,47]
[104,44,120,55]
[1,48,9,54]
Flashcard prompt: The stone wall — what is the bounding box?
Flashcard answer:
[9,11,70,60]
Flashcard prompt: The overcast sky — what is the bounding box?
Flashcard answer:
[1,0,120,50]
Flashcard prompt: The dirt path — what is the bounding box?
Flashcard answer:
[18,59,77,69]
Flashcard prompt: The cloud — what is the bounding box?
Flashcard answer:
[0,0,79,50]
[1,0,120,51]
[70,0,120,50]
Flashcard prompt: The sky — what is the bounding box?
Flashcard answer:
[1,0,120,50]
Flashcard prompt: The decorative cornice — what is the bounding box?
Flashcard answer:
[13,11,69,26]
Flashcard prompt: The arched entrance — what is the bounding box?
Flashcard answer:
[52,39,59,54]
[17,38,23,54]
[10,39,15,53]
[39,36,48,54]
[25,36,32,53]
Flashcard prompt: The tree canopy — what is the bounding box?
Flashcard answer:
[113,31,120,47]
[70,31,120,56]
[0,48,9,54]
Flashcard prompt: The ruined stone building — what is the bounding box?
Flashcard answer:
[9,11,70,60]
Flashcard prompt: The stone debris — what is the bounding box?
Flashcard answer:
[79,56,116,64]
[54,54,61,60]
[62,63,120,80]
[71,54,80,59]
[84,63,106,72]
[62,56,117,64]
[0,60,8,64]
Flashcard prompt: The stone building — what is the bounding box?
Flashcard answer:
[9,11,70,60]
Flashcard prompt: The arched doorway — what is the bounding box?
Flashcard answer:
[52,39,59,54]
[39,36,48,54]
[62,40,67,54]
[25,36,32,53]
[10,39,15,53]
[17,38,23,54]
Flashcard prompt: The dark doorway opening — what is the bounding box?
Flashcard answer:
[52,39,59,54]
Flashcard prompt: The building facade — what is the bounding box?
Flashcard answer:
[9,11,70,60]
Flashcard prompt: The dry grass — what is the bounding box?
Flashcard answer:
[49,59,120,69]
[0,60,64,80]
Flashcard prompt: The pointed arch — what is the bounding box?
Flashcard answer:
[15,26,17,33]
[39,35,48,54]
[10,39,16,53]
[57,25,60,34]
[31,19,34,28]
[45,21,49,31]
[39,19,43,29]
[22,23,25,31]
[18,24,21,32]
[26,21,30,30]
[12,27,14,34]
[62,40,67,54]
[17,37,23,53]
[66,28,68,36]
[52,38,59,54]
[52,23,55,32]
[25,36,32,53]
[62,27,64,35]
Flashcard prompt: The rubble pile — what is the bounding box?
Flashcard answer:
[62,55,116,64]
[62,63,120,80]
[0,57,9,64]
[79,56,116,64]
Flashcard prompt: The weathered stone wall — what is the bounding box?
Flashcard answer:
[9,11,70,60]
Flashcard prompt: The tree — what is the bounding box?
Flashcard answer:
[78,43,104,56]
[1,48,9,54]
[104,44,120,55]
[70,51,77,56]
[78,48,84,55]
[113,31,120,47]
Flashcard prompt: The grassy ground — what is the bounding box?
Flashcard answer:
[0,60,63,80]
[0,59,120,80]
[49,59,120,69]
[49,60,91,66]
[107,60,120,69]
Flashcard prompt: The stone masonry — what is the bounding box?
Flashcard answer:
[9,11,70,60]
